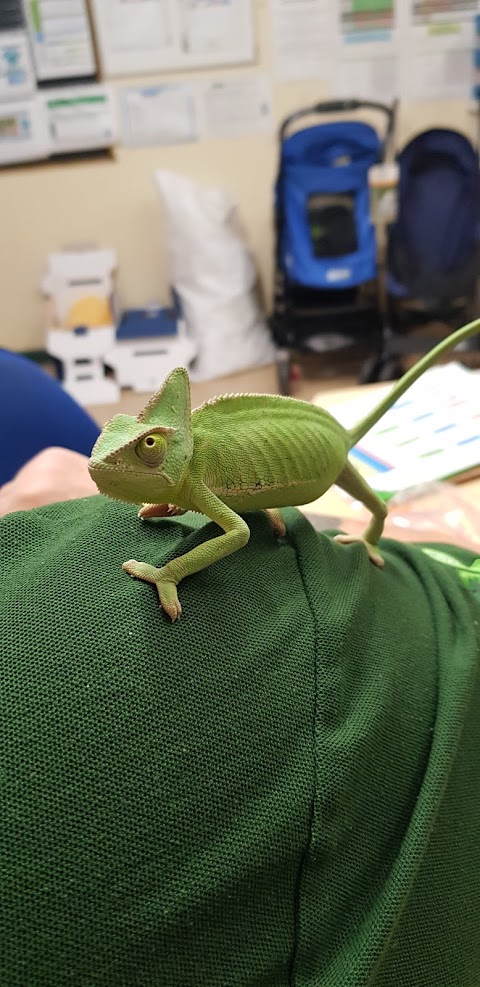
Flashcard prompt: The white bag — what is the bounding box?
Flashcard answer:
[155,170,275,381]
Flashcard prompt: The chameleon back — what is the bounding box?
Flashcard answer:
[190,393,350,511]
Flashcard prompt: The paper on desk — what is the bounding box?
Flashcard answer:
[121,82,198,147]
[321,364,480,498]
[199,75,273,140]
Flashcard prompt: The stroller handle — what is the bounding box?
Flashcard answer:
[279,98,397,159]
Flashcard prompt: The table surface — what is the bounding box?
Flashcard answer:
[305,381,480,518]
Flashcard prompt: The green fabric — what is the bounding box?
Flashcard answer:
[0,497,479,987]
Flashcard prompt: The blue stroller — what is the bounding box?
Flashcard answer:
[270,99,396,393]
[367,127,480,381]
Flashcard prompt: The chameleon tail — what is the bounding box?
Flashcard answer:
[348,316,480,448]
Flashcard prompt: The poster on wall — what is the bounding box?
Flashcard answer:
[0,94,49,164]
[402,0,476,100]
[90,0,255,77]
[120,82,198,146]
[271,0,331,81]
[0,29,36,101]
[45,85,118,154]
[199,74,274,139]
[409,0,477,50]
[332,55,399,102]
[338,0,398,53]
[24,0,96,81]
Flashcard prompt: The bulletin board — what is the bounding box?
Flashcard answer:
[90,0,255,78]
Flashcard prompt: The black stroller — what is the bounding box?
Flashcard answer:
[365,127,480,382]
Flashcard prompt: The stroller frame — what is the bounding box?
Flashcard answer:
[363,126,480,382]
[270,98,396,394]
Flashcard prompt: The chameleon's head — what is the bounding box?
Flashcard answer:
[88,367,193,505]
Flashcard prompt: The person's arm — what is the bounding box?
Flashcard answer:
[0,447,98,517]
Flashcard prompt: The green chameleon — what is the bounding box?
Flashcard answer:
[88,317,480,620]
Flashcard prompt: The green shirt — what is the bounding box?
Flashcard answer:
[1,498,479,986]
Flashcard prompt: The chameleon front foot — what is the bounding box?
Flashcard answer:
[334,534,385,568]
[123,560,182,620]
[138,503,186,520]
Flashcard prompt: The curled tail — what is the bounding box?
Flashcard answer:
[348,317,480,448]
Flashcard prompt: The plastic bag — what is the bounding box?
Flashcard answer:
[155,170,275,382]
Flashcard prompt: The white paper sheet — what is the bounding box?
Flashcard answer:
[178,0,251,56]
[336,0,399,59]
[200,75,273,139]
[121,83,198,146]
[91,0,254,77]
[398,0,476,99]
[0,95,49,164]
[105,0,174,53]
[332,55,399,102]
[0,30,36,101]
[25,0,96,80]
[45,84,118,153]
[402,46,473,101]
[408,0,476,51]
[271,0,331,81]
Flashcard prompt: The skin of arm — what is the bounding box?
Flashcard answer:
[0,448,97,518]
[88,317,480,620]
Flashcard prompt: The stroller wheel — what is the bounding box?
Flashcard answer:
[376,357,403,382]
[276,350,291,395]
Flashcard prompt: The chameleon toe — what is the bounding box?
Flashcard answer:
[334,534,385,568]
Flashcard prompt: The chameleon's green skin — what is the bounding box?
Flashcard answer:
[88,317,480,619]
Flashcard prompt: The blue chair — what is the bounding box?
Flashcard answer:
[0,349,101,486]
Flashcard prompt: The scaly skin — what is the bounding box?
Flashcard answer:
[89,317,480,619]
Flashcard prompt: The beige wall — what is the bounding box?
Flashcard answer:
[0,0,476,352]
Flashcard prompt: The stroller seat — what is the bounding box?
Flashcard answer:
[369,128,480,380]
[279,120,381,291]
[270,99,396,392]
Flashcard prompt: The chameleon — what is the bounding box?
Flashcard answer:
[88,317,480,620]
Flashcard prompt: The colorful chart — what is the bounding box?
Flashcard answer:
[341,0,395,43]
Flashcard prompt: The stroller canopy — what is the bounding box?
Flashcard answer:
[277,120,382,289]
[388,128,480,300]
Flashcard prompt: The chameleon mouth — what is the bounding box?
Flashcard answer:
[88,459,174,505]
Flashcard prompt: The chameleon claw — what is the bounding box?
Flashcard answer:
[334,534,385,568]
[138,503,185,520]
[265,508,287,538]
[123,560,182,620]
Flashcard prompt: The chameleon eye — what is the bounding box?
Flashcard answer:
[135,433,167,467]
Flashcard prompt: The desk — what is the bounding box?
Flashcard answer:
[304,382,480,539]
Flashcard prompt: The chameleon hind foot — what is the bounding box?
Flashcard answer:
[265,508,286,538]
[334,534,384,568]
[123,560,182,620]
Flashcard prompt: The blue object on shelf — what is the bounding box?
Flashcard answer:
[116,307,178,341]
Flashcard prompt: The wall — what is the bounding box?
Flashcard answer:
[0,0,476,352]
